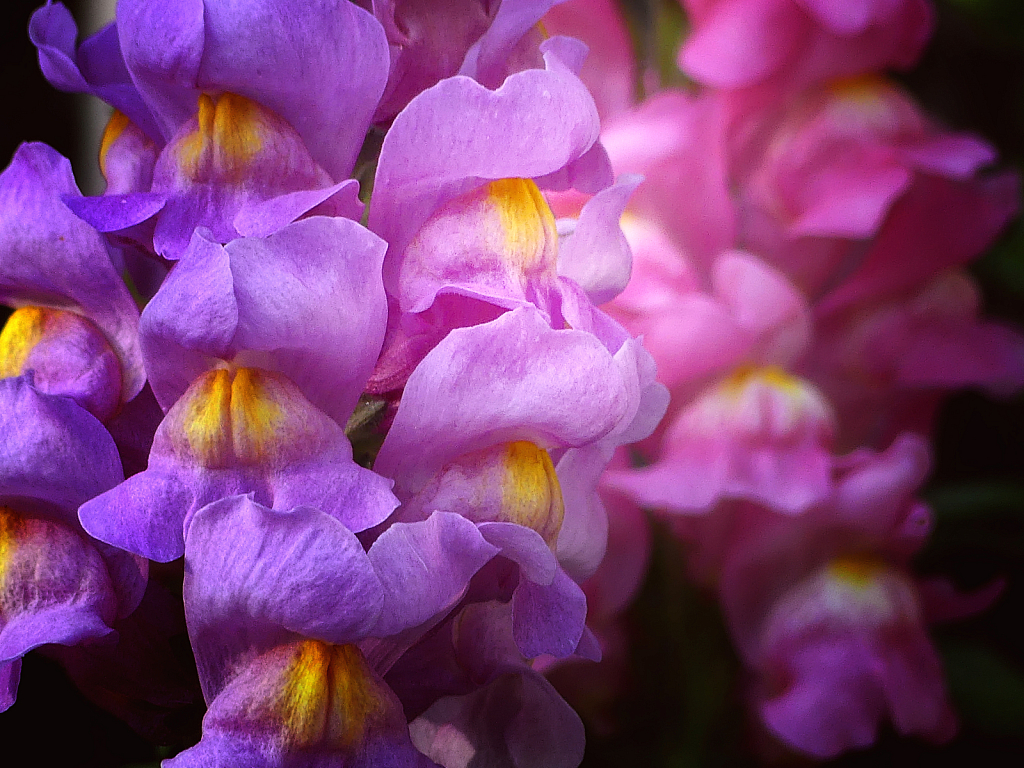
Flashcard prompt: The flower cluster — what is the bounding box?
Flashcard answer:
[547,0,1023,758]
[2,1,667,765]
[3,0,1021,764]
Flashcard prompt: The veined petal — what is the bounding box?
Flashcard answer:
[80,368,396,562]
[398,177,560,314]
[0,506,117,711]
[0,506,116,649]
[168,640,435,768]
[184,496,384,698]
[148,93,340,259]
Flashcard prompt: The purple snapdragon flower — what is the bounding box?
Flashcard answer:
[0,143,144,418]
[367,49,646,390]
[36,0,389,259]
[169,492,504,767]
[376,307,665,658]
[80,217,396,562]
[167,495,445,767]
[0,375,146,711]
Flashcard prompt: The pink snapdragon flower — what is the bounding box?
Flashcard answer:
[604,249,839,515]
[805,270,1024,448]
[679,0,933,97]
[597,91,736,273]
[733,76,1020,297]
[685,435,967,757]
[592,76,1023,459]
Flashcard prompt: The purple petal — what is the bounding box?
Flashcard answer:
[0,375,122,521]
[78,469,193,562]
[146,93,345,259]
[91,541,149,619]
[370,64,600,273]
[537,34,590,77]
[535,136,615,194]
[138,232,236,408]
[81,368,398,562]
[63,193,166,234]
[272,454,398,536]
[141,219,388,426]
[394,176,560,315]
[477,522,558,586]
[459,0,562,87]
[0,510,117,664]
[758,638,883,758]
[410,668,585,768]
[118,0,389,179]
[184,496,384,698]
[233,179,364,239]
[115,0,205,139]
[450,601,527,682]
[511,569,587,659]
[557,175,639,304]
[0,659,20,712]
[369,512,499,637]
[29,5,160,140]
[553,444,610,581]
[199,0,388,180]
[1,305,122,421]
[375,307,631,497]
[574,626,602,662]
[169,640,437,768]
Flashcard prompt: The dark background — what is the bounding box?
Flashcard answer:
[2,0,1024,765]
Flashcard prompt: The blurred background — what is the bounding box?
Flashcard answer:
[2,0,1024,764]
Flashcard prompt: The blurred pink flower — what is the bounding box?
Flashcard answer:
[679,0,933,96]
[685,435,971,756]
